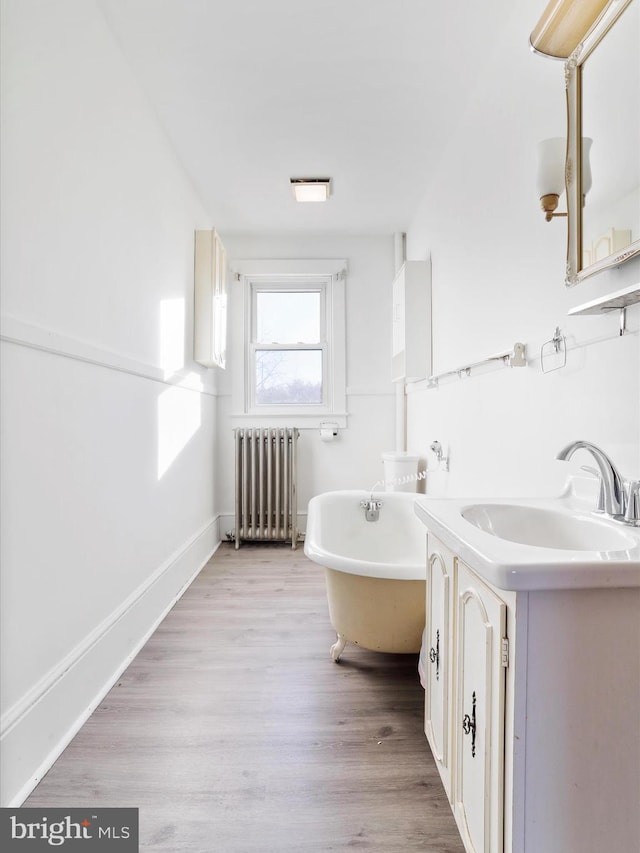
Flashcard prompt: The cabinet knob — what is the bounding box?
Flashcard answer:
[462,690,477,757]
[428,629,440,680]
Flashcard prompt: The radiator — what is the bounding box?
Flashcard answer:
[234,428,299,549]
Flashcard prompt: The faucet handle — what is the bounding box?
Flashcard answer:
[624,480,640,525]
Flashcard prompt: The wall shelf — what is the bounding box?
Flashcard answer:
[568,282,640,315]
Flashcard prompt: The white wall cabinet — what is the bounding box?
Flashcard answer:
[194,229,228,368]
[423,533,640,853]
[391,260,431,382]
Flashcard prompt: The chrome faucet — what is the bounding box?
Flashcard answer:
[625,480,640,525]
[360,497,383,522]
[556,440,639,525]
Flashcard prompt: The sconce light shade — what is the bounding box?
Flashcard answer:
[536,137,566,198]
[537,137,566,220]
[290,178,331,202]
[530,0,611,59]
[536,136,593,221]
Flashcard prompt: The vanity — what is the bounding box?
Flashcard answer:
[415,474,640,853]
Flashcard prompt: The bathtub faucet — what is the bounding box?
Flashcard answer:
[360,497,383,522]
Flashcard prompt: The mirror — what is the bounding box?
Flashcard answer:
[565,0,640,286]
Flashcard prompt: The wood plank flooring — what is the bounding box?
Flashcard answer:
[25,543,465,852]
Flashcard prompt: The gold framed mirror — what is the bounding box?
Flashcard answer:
[564,0,639,286]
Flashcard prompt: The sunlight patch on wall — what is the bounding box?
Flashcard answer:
[159,298,185,378]
[157,374,202,479]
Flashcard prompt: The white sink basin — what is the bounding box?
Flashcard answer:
[461,503,634,552]
[414,475,640,591]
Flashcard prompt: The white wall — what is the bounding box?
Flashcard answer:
[0,0,219,805]
[2,0,637,811]
[405,2,640,498]
[216,234,397,532]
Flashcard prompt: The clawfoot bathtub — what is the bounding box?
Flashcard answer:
[304,490,426,661]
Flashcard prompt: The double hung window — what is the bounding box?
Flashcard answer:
[250,281,326,408]
[232,260,347,426]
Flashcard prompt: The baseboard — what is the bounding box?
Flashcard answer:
[0,518,221,807]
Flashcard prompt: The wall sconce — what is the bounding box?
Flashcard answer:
[537,137,567,221]
[290,178,332,202]
[530,0,611,59]
[536,136,592,221]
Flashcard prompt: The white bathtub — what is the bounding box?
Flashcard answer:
[304,490,426,660]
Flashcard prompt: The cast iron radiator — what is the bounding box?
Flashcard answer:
[234,427,299,549]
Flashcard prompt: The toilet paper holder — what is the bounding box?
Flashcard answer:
[320,422,339,440]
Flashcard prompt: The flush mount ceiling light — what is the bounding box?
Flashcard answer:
[290,178,331,203]
[530,0,611,58]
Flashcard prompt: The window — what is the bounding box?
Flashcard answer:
[251,283,325,407]
[231,260,347,427]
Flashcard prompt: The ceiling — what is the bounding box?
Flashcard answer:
[99,0,522,235]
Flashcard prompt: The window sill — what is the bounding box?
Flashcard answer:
[231,413,348,429]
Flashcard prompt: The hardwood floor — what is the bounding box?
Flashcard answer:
[25,543,465,852]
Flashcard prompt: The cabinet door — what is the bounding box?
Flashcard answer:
[390,260,432,382]
[424,543,452,798]
[454,561,506,853]
[212,235,228,368]
[194,229,228,368]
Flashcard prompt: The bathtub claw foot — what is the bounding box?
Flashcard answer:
[330,635,347,662]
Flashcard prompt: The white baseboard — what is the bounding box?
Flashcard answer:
[1,518,221,807]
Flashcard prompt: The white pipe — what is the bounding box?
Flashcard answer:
[395,383,406,452]
[393,232,406,274]
[393,232,407,451]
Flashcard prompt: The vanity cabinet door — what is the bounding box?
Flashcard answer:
[454,561,506,853]
[424,539,453,799]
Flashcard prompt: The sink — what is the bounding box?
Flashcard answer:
[461,503,634,551]
[414,476,640,590]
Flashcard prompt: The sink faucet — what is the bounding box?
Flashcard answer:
[556,440,638,523]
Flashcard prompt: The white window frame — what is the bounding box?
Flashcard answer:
[231,259,347,428]
[249,279,328,412]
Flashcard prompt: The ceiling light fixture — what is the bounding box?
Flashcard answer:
[529,0,611,59]
[290,178,331,203]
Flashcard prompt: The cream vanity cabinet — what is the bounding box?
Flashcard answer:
[423,532,640,853]
[391,260,432,382]
[424,541,454,795]
[425,536,510,853]
[453,559,507,853]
